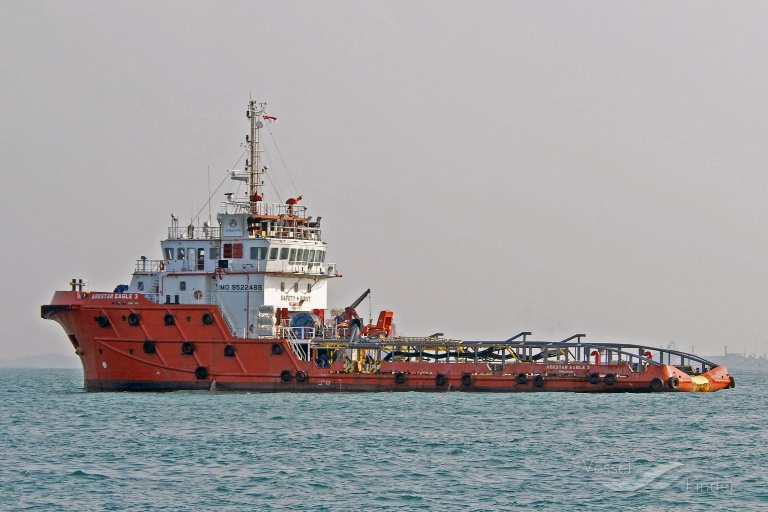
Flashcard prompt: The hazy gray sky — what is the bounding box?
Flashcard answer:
[3,1,767,361]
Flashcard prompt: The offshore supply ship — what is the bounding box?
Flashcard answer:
[42,100,734,393]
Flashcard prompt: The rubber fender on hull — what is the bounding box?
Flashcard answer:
[271,343,283,355]
[588,373,601,385]
[516,373,528,385]
[195,366,208,380]
[143,340,156,354]
[295,371,308,383]
[164,313,176,326]
[128,313,141,326]
[224,345,236,357]
[603,373,617,386]
[533,374,545,387]
[435,373,447,386]
[202,313,214,325]
[668,376,680,390]
[461,373,472,387]
[650,377,664,392]
[394,372,406,384]
[280,370,292,382]
[96,315,110,328]
[181,342,194,355]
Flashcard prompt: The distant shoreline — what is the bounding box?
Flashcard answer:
[0,353,81,369]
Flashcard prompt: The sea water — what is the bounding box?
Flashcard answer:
[0,368,765,511]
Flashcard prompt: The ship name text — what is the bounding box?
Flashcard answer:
[90,293,139,300]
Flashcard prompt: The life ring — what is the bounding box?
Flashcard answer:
[394,372,406,384]
[435,373,447,386]
[280,370,292,382]
[128,313,141,326]
[195,366,208,380]
[650,377,664,392]
[143,340,156,354]
[461,373,472,387]
[271,343,283,355]
[96,315,110,328]
[533,374,545,388]
[604,373,617,386]
[181,342,194,355]
[668,376,680,390]
[516,373,528,385]
[202,313,214,325]
[588,372,601,385]
[164,313,176,326]
[194,290,202,299]
[295,370,308,383]
[224,344,236,357]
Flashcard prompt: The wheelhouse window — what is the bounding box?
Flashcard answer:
[289,248,297,263]
[137,281,145,291]
[209,247,220,260]
[269,247,278,260]
[179,281,187,291]
[280,248,289,260]
[177,248,184,260]
[250,246,267,260]
[296,249,303,263]
[164,248,173,260]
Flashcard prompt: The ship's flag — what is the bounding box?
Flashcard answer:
[264,115,278,124]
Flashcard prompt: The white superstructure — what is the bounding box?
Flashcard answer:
[127,101,339,337]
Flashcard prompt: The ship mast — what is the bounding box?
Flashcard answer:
[246,100,266,212]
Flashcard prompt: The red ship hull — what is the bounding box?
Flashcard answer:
[43,291,733,393]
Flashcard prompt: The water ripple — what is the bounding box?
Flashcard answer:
[0,368,763,510]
